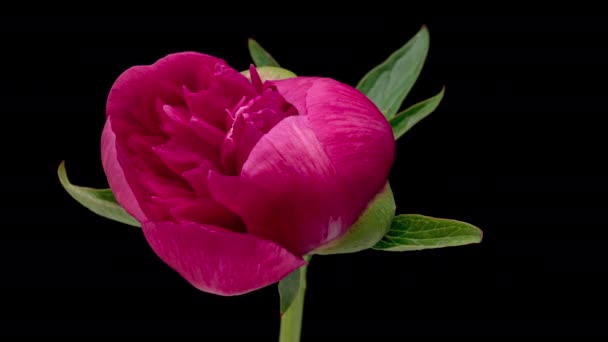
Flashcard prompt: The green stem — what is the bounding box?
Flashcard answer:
[279,257,310,342]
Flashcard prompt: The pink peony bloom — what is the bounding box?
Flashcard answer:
[101,52,394,295]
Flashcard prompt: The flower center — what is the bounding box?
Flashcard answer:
[220,87,298,175]
[121,64,296,230]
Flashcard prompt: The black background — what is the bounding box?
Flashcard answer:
[2,14,607,337]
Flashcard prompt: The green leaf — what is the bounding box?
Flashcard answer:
[373,214,482,251]
[390,87,445,140]
[57,161,140,227]
[248,38,280,67]
[312,182,395,255]
[356,26,430,118]
[279,255,310,315]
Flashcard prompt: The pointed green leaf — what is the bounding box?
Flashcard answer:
[279,255,310,314]
[57,161,140,227]
[391,87,445,140]
[356,26,430,118]
[373,214,482,251]
[248,38,280,67]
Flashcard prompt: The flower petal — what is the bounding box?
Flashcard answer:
[101,118,147,223]
[208,78,394,255]
[272,77,395,207]
[208,116,347,255]
[183,64,257,131]
[169,199,244,231]
[107,53,222,116]
[142,221,305,296]
[105,52,233,220]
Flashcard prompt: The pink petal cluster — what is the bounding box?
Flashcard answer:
[102,52,394,295]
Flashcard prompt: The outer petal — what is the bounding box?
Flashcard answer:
[142,221,305,296]
[208,78,395,255]
[101,118,147,222]
[208,117,343,255]
[272,77,395,207]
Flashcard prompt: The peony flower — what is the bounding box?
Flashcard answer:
[101,52,395,295]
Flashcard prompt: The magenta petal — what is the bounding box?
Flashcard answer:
[105,52,230,219]
[168,198,243,230]
[184,89,231,131]
[268,77,315,114]
[208,116,347,255]
[142,221,305,296]
[249,64,264,93]
[152,145,204,176]
[107,53,222,114]
[234,122,264,173]
[189,116,225,148]
[101,118,147,223]
[209,78,395,255]
[182,162,216,197]
[273,77,395,222]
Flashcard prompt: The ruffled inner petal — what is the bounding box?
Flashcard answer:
[219,87,297,174]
